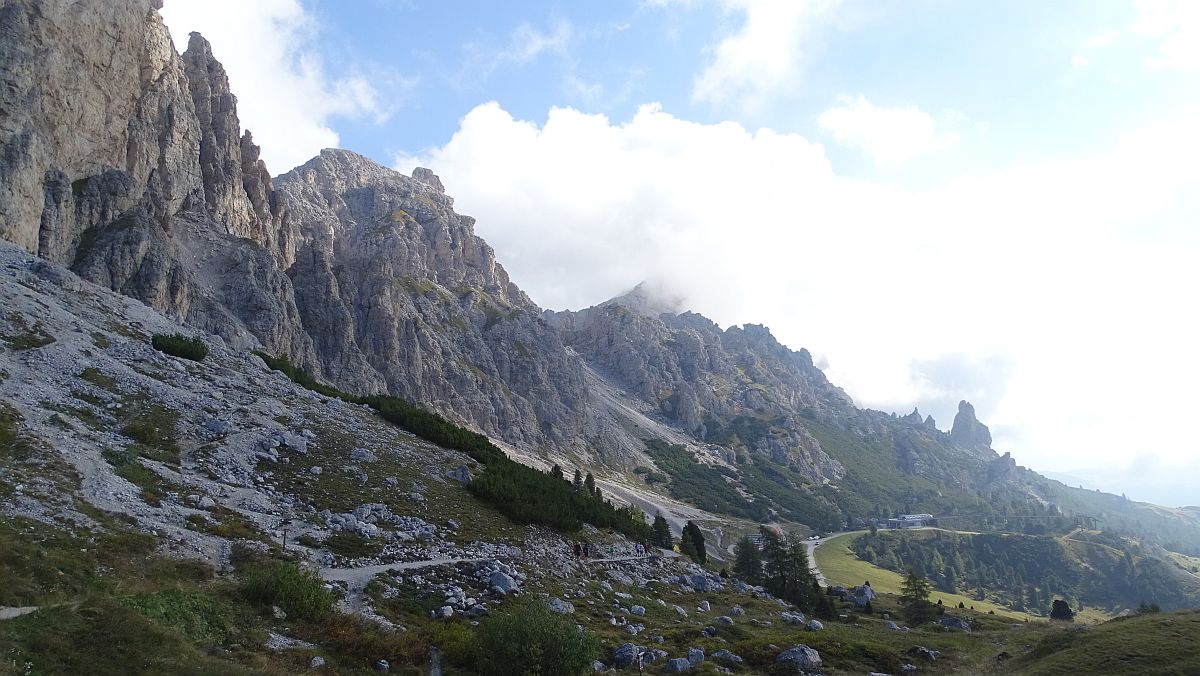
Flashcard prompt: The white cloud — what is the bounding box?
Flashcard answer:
[689,0,843,109]
[396,102,1200,506]
[564,75,606,106]
[1072,55,1091,67]
[505,21,573,62]
[817,95,959,164]
[456,19,574,86]
[160,0,394,173]
[1132,0,1200,71]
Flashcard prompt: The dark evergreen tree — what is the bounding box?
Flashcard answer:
[679,534,699,562]
[584,472,596,495]
[901,568,934,624]
[1050,599,1075,621]
[551,464,564,481]
[573,469,583,491]
[733,535,763,584]
[652,513,673,549]
[681,521,707,564]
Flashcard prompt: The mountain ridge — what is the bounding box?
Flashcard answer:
[1,0,1198,556]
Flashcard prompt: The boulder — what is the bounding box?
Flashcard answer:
[547,597,575,614]
[273,431,309,455]
[630,605,646,616]
[849,584,878,606]
[309,656,325,668]
[687,647,704,665]
[906,646,940,663]
[613,643,649,669]
[781,611,806,625]
[447,464,472,484]
[730,605,745,616]
[665,657,692,673]
[805,619,824,631]
[697,600,710,612]
[716,615,734,626]
[489,571,518,595]
[776,645,822,671]
[939,616,971,632]
[710,650,744,665]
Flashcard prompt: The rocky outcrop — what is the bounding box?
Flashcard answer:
[273,150,594,449]
[552,297,848,482]
[181,32,286,248]
[950,400,992,451]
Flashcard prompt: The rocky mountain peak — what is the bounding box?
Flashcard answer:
[604,281,686,317]
[950,400,992,451]
[181,31,283,243]
[412,167,446,193]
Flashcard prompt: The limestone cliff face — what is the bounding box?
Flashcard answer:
[0,0,312,359]
[273,151,592,449]
[552,287,850,482]
[1,0,201,259]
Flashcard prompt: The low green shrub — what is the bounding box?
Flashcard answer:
[151,333,207,361]
[239,561,335,620]
[472,600,599,676]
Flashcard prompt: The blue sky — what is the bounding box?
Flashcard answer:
[161,0,1200,507]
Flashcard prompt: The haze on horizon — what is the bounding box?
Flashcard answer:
[160,0,1200,508]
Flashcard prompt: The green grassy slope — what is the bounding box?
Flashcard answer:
[813,532,1039,621]
[1004,609,1200,676]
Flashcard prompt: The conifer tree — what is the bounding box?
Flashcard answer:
[652,514,673,549]
[584,472,596,495]
[901,568,934,624]
[573,469,583,491]
[551,464,564,481]
[1050,599,1075,621]
[733,535,763,584]
[681,521,707,564]
[679,533,699,562]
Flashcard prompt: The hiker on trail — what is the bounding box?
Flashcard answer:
[582,542,590,559]
[573,543,581,558]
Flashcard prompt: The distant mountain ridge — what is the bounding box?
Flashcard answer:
[3,0,1200,557]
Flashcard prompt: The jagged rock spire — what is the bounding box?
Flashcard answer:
[950,400,992,450]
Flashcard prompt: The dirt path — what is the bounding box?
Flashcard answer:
[321,558,492,591]
[583,551,681,565]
